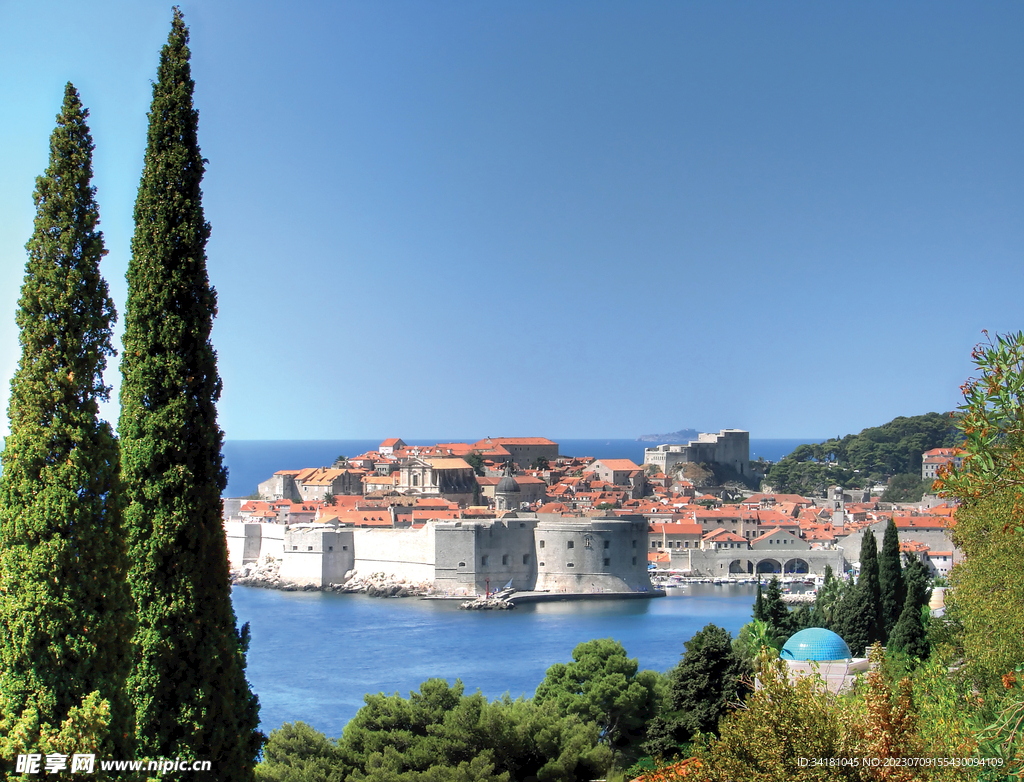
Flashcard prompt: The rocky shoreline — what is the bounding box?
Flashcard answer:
[230,557,430,597]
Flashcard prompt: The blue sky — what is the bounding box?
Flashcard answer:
[1,1,1021,441]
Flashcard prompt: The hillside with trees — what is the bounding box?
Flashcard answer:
[763,412,959,497]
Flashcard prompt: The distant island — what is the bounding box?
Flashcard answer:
[636,428,699,443]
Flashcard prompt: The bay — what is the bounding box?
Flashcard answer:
[231,584,760,739]
[221,438,814,498]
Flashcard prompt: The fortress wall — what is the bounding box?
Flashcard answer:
[353,526,436,583]
[280,528,355,587]
[433,520,539,595]
[225,522,263,569]
[672,547,845,577]
[260,523,286,561]
[534,518,652,593]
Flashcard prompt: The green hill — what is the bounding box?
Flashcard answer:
[763,412,959,497]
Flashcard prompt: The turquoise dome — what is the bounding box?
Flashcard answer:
[780,628,851,661]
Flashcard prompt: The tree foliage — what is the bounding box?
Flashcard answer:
[256,722,345,782]
[0,83,134,766]
[765,412,958,496]
[878,519,906,640]
[535,638,661,754]
[335,678,611,782]
[936,331,1024,693]
[888,557,931,660]
[118,9,261,776]
[881,473,933,503]
[644,625,749,757]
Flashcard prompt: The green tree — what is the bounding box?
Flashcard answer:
[858,530,885,645]
[756,576,793,644]
[835,581,873,657]
[935,331,1024,692]
[879,518,907,639]
[881,473,932,502]
[465,452,486,477]
[535,638,660,755]
[257,722,345,782]
[531,456,550,470]
[810,565,847,630]
[644,624,749,757]
[888,557,930,660]
[0,84,134,767]
[118,9,262,776]
[338,679,610,782]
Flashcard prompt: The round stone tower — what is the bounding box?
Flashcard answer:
[533,517,652,593]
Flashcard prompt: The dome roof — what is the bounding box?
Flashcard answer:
[780,628,851,661]
[496,475,520,493]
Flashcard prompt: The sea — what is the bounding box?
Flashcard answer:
[220,438,811,498]
[231,583,762,740]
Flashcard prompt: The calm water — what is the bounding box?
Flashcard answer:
[221,438,813,498]
[231,584,759,739]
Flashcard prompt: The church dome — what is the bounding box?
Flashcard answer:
[780,628,851,661]
[496,475,520,493]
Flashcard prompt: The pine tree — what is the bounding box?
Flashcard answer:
[0,84,134,761]
[878,518,906,639]
[119,10,262,777]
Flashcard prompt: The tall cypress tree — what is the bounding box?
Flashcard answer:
[119,10,261,776]
[878,518,906,639]
[888,557,931,659]
[857,529,885,645]
[0,84,133,757]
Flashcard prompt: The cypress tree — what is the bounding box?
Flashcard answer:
[119,9,261,776]
[0,84,133,757]
[835,583,872,657]
[889,557,931,659]
[857,529,885,645]
[753,581,766,622]
[878,518,906,639]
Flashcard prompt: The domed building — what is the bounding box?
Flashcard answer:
[494,470,521,512]
[780,628,851,662]
[779,627,869,693]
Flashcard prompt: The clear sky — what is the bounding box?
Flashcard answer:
[1,1,1022,441]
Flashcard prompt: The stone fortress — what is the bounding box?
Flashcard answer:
[643,429,750,477]
[226,512,653,595]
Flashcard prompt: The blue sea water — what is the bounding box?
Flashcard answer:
[231,584,760,739]
[221,438,813,498]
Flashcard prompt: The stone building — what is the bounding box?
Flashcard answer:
[644,429,750,477]
[225,513,653,594]
[395,457,478,504]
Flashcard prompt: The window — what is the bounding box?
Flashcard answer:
[343,545,348,550]
[328,546,333,551]
[567,540,574,549]
[604,540,610,549]
[603,558,610,566]
[458,561,466,567]
[632,540,637,548]
[502,555,509,565]
[308,546,313,551]
[481,555,489,566]
[567,562,575,568]
[539,561,545,567]
[523,554,530,565]
[651,541,657,548]
[632,557,637,565]
[292,546,297,550]
[539,540,545,549]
